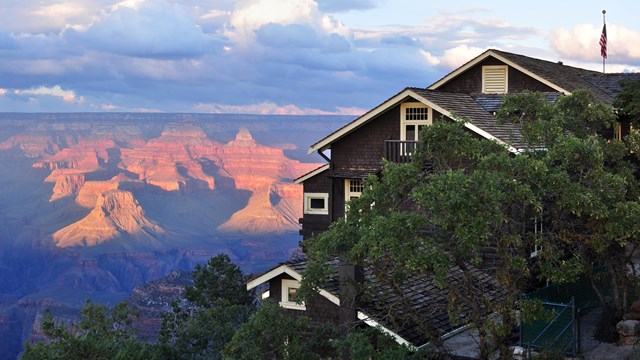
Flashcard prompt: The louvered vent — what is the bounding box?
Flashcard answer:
[482,66,507,94]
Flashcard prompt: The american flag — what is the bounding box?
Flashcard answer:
[600,24,607,59]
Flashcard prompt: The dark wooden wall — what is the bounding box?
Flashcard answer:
[331,104,401,173]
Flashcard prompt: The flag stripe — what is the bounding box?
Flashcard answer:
[600,24,607,59]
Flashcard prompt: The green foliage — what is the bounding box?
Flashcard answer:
[497,89,615,146]
[21,301,158,360]
[159,254,256,360]
[614,78,640,124]
[334,327,438,360]
[302,89,640,358]
[222,300,325,360]
[185,254,255,308]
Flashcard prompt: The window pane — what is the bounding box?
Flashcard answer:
[349,179,364,193]
[288,287,297,302]
[309,198,325,209]
[406,125,415,141]
[405,107,428,121]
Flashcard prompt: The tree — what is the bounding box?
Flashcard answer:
[301,89,639,358]
[21,300,158,360]
[223,300,430,360]
[157,254,255,360]
[222,300,324,360]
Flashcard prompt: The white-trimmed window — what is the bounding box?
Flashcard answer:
[303,193,329,215]
[482,65,508,94]
[400,102,432,141]
[344,179,364,218]
[280,279,305,310]
[345,179,364,202]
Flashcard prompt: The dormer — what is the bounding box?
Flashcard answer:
[482,65,508,94]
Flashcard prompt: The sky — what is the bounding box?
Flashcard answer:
[0,0,639,115]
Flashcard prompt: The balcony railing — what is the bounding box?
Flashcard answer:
[385,140,419,163]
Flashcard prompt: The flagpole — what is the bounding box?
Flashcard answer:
[602,10,606,73]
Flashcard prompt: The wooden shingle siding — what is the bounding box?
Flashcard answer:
[299,215,330,240]
[332,105,401,173]
[300,169,332,240]
[268,275,340,328]
[332,178,345,221]
[438,58,555,94]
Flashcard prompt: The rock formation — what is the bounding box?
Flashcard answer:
[53,190,164,247]
[20,124,322,246]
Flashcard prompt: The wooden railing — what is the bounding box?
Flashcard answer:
[385,140,419,163]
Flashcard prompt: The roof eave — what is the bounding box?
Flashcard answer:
[294,164,330,184]
[246,264,341,306]
[308,88,417,154]
[427,50,572,95]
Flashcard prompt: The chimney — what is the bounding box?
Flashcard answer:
[338,259,364,339]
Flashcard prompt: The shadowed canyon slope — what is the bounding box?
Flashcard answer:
[22,123,321,247]
[0,113,350,360]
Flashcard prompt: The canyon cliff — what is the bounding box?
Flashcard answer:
[0,113,350,360]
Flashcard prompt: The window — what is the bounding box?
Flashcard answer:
[280,279,305,310]
[400,102,432,141]
[482,65,508,94]
[345,179,364,202]
[303,193,329,215]
[344,179,364,218]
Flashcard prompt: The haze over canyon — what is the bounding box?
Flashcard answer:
[0,113,350,359]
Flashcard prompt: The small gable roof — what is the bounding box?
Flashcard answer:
[294,164,330,184]
[248,255,505,348]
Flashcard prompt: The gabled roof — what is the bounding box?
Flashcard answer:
[429,49,637,104]
[294,164,329,184]
[308,87,524,154]
[248,255,505,348]
[308,50,640,157]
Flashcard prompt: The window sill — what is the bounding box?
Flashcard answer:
[279,301,306,311]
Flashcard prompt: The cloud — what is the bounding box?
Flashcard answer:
[194,101,364,115]
[551,24,640,65]
[228,0,351,49]
[439,45,487,68]
[63,0,209,58]
[14,85,83,103]
[315,0,381,12]
[0,31,19,49]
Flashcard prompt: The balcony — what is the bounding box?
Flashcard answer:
[385,140,419,163]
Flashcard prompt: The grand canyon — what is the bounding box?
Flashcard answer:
[0,113,349,359]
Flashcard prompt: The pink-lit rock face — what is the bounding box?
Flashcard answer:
[53,190,164,247]
[50,173,85,202]
[14,125,322,245]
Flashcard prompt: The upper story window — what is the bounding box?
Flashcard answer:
[400,102,432,141]
[345,179,364,201]
[280,279,305,310]
[482,65,508,94]
[303,192,329,215]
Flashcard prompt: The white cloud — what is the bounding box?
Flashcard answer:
[194,101,363,115]
[439,45,487,68]
[0,88,7,96]
[227,0,351,49]
[551,24,640,64]
[14,85,83,103]
[64,0,209,58]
